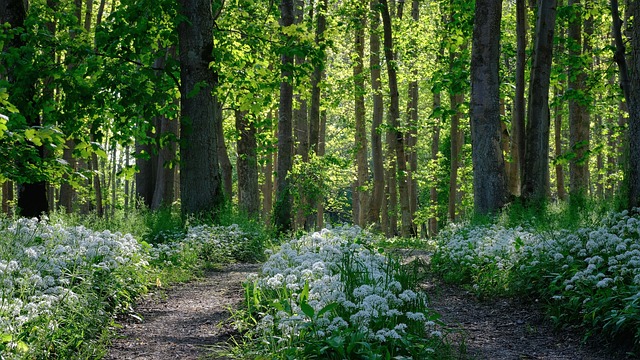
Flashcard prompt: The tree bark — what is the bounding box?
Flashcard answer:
[2,181,13,216]
[509,0,527,197]
[354,4,368,227]
[274,0,295,232]
[177,0,225,216]
[554,86,567,200]
[151,114,178,209]
[611,0,640,208]
[216,114,233,201]
[367,0,385,227]
[470,0,506,215]
[429,91,441,236]
[522,0,557,203]
[568,0,590,199]
[406,0,419,234]
[1,0,49,217]
[236,110,260,217]
[380,0,412,237]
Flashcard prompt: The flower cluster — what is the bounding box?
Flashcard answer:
[433,209,640,349]
[149,224,260,267]
[245,226,441,358]
[0,217,148,358]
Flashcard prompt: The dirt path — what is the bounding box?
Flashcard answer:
[106,257,627,360]
[105,263,259,360]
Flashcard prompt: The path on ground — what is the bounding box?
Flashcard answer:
[105,263,259,360]
[106,257,627,360]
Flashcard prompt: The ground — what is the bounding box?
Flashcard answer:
[105,263,259,360]
[106,259,629,360]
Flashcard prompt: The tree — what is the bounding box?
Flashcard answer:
[522,0,557,203]
[236,110,259,217]
[274,0,295,232]
[380,0,413,237]
[611,0,640,208]
[367,0,385,227]
[1,0,49,217]
[470,0,506,215]
[353,1,368,227]
[177,0,225,216]
[567,0,590,200]
[509,0,527,197]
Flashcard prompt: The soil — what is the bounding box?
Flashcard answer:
[106,255,631,360]
[105,263,260,360]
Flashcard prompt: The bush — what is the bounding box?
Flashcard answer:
[235,226,449,359]
[432,209,640,352]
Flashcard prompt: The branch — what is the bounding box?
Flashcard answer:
[93,51,180,87]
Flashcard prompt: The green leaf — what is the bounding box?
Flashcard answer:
[300,302,315,318]
[316,302,338,318]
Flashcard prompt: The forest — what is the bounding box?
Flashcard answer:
[1,0,640,358]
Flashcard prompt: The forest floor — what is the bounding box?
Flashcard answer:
[105,256,629,360]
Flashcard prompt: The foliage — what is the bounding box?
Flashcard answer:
[0,217,149,359]
[231,226,450,359]
[432,208,640,353]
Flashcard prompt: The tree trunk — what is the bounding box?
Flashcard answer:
[367,0,385,227]
[216,114,233,201]
[2,0,49,217]
[2,182,13,216]
[406,0,419,234]
[236,110,260,217]
[611,0,640,208]
[354,4,368,227]
[262,112,275,223]
[380,0,412,237]
[568,0,590,200]
[177,0,225,216]
[510,0,526,197]
[307,0,327,230]
[522,0,557,203]
[429,91,441,236]
[151,115,178,209]
[554,87,567,200]
[449,90,463,221]
[316,110,327,228]
[470,0,506,215]
[274,0,295,232]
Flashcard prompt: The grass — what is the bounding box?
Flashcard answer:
[431,201,640,355]
[0,206,270,359]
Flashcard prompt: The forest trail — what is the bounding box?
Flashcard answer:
[106,257,626,360]
[105,263,259,360]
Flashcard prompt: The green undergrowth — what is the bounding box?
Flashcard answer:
[225,226,453,360]
[0,207,270,359]
[432,201,640,356]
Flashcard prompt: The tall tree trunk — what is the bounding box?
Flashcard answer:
[316,110,327,228]
[110,145,117,217]
[262,112,275,223]
[354,3,368,227]
[448,90,463,221]
[568,0,590,200]
[274,0,295,232]
[611,0,640,208]
[510,0,526,197]
[367,0,385,227]
[2,0,49,217]
[470,0,506,215]
[151,114,178,209]
[2,181,14,216]
[216,114,233,201]
[429,91,441,236]
[554,86,567,200]
[380,0,412,237]
[522,0,557,203]
[236,111,260,217]
[177,0,225,216]
[307,0,327,230]
[406,0,419,234]
[124,146,130,211]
